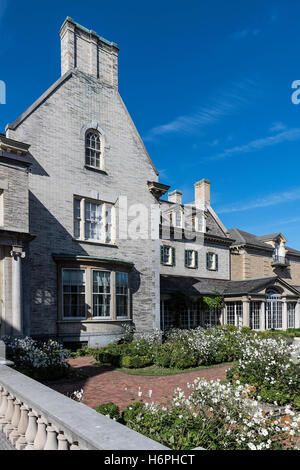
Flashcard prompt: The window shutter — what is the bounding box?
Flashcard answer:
[184,250,188,267]
[195,251,198,269]
[160,246,164,265]
[206,252,210,269]
[215,254,219,271]
[172,247,176,266]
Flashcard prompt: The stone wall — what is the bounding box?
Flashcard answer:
[6,70,160,344]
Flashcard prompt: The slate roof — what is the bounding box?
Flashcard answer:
[229,228,300,257]
[160,275,300,296]
[228,228,273,251]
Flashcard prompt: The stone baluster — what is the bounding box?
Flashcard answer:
[0,390,10,432]
[25,410,38,450]
[33,416,47,450]
[9,399,21,445]
[15,404,29,450]
[44,424,58,450]
[4,394,16,437]
[57,432,69,450]
[70,441,80,450]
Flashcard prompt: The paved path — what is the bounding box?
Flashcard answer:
[46,357,230,411]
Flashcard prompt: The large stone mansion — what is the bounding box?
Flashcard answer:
[0,18,299,347]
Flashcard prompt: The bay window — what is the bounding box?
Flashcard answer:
[61,267,129,320]
[62,269,86,319]
[116,272,129,318]
[93,271,111,317]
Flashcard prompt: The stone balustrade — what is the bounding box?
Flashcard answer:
[0,365,169,450]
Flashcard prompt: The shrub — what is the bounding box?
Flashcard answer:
[121,355,152,369]
[227,335,300,408]
[121,380,299,450]
[2,336,70,380]
[96,402,121,422]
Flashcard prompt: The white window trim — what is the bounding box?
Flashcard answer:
[207,252,218,271]
[62,268,87,321]
[185,250,197,269]
[85,129,105,172]
[74,196,116,245]
[162,245,173,266]
[91,269,113,320]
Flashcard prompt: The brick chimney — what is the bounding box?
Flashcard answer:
[194,179,210,208]
[59,17,119,88]
[168,190,182,205]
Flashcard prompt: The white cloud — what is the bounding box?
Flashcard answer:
[143,80,257,142]
[217,188,300,214]
[269,121,287,133]
[207,127,300,161]
[230,29,260,40]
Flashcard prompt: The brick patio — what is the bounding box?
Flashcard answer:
[46,357,231,411]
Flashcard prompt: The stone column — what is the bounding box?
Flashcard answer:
[242,297,250,328]
[10,247,25,336]
[260,301,265,331]
[282,298,288,331]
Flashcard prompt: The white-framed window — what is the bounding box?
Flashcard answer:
[160,246,175,266]
[62,269,86,319]
[265,289,282,330]
[92,270,111,318]
[74,197,114,244]
[226,302,243,327]
[61,267,129,321]
[250,302,261,330]
[116,272,129,318]
[206,252,218,271]
[85,130,102,169]
[185,250,198,269]
[287,303,296,329]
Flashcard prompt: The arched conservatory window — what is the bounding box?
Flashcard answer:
[85,130,101,169]
[265,289,282,330]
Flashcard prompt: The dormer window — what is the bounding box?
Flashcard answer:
[85,130,101,169]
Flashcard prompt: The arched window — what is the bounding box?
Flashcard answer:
[85,130,101,169]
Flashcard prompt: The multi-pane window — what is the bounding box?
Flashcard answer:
[250,302,260,330]
[62,269,86,318]
[85,201,103,241]
[116,272,129,318]
[175,210,182,228]
[265,290,282,330]
[287,303,296,329]
[160,246,175,266]
[74,198,114,244]
[185,250,198,269]
[206,252,218,271]
[74,198,81,238]
[93,271,111,317]
[85,131,101,169]
[62,268,129,320]
[226,302,243,327]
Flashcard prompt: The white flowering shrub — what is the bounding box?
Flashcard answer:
[122,379,299,450]
[227,335,300,408]
[2,336,70,380]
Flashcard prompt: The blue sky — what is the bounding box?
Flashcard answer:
[1,0,300,248]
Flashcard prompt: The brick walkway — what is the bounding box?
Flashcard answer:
[46,357,230,411]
